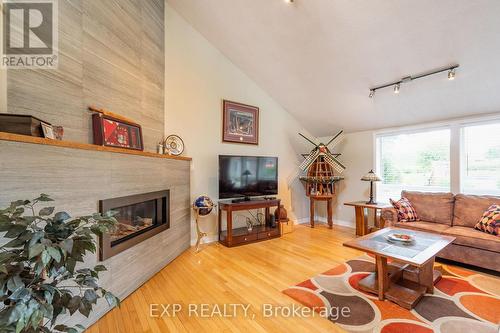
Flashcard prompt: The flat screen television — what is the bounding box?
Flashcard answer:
[219,155,278,200]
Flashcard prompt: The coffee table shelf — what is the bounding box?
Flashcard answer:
[357,261,442,309]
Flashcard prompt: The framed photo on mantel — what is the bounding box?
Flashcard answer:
[92,113,144,151]
[222,100,259,145]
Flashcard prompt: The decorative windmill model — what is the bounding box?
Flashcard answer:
[298,131,346,228]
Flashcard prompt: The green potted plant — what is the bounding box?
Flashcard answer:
[0,194,120,333]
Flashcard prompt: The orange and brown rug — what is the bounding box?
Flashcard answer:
[283,254,500,333]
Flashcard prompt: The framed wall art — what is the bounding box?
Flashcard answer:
[92,113,144,151]
[222,100,259,145]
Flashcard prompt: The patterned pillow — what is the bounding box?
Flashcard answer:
[390,197,419,222]
[474,204,499,236]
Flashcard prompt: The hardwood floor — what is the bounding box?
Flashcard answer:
[88,224,363,333]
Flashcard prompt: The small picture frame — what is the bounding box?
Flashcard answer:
[222,100,259,145]
[41,123,55,139]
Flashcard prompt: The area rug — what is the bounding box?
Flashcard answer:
[283,254,500,333]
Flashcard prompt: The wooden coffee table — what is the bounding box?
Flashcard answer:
[343,227,455,309]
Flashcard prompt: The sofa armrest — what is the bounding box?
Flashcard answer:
[381,207,398,227]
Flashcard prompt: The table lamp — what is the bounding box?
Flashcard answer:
[361,170,381,204]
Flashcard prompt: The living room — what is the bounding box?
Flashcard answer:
[0,1,498,332]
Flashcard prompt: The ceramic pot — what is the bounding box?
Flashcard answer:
[274,204,288,222]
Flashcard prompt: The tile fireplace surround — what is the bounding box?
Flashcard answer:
[0,137,191,327]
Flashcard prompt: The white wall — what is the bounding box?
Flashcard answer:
[332,131,375,225]
[164,4,312,243]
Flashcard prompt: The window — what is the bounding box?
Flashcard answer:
[461,123,500,195]
[376,129,451,202]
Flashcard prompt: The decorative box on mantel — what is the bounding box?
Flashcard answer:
[0,113,47,137]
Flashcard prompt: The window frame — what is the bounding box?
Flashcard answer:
[373,114,500,201]
[374,125,452,202]
[459,119,500,195]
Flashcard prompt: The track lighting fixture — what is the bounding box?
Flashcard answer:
[368,64,459,98]
[284,0,294,3]
[394,83,400,94]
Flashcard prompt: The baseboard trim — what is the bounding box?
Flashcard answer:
[191,217,356,245]
[296,217,354,229]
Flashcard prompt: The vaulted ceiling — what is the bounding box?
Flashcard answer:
[167,0,500,135]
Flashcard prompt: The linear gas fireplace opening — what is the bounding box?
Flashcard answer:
[98,190,170,260]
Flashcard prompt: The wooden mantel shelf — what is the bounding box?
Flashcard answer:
[0,132,192,161]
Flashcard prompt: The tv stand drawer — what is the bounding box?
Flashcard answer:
[258,228,279,240]
[231,233,258,245]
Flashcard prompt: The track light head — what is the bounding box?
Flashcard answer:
[394,83,400,94]
[369,90,375,98]
[284,0,294,3]
[448,68,456,80]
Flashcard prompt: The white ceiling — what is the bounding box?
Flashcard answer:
[167,0,500,136]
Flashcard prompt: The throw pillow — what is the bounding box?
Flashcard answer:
[390,197,419,222]
[474,204,499,236]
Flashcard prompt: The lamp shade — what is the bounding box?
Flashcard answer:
[361,170,381,182]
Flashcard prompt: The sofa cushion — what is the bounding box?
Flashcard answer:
[438,244,500,272]
[443,226,500,253]
[395,221,450,234]
[390,197,419,222]
[474,204,500,236]
[453,194,500,228]
[401,191,454,225]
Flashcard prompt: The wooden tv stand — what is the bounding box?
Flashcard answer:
[218,198,281,247]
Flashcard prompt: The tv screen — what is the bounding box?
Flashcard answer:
[219,155,278,199]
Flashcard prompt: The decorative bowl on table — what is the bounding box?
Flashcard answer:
[387,233,415,243]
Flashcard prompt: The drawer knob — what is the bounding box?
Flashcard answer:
[244,237,247,241]
[267,233,271,236]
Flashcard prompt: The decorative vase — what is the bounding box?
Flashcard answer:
[274,204,288,222]
[270,215,277,228]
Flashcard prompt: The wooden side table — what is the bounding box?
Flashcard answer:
[309,196,333,228]
[344,201,391,236]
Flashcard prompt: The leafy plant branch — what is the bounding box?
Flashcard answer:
[0,194,120,333]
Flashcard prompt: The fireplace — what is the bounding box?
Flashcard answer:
[98,190,170,260]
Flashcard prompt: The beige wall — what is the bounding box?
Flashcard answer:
[0,69,5,113]
[0,2,5,114]
[4,0,165,151]
[331,131,375,226]
[164,4,312,243]
[0,141,191,328]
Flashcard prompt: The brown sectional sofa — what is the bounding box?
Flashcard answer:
[381,191,500,272]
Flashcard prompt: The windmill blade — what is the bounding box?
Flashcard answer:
[323,152,346,174]
[299,133,319,147]
[299,149,320,171]
[328,133,345,150]
[325,130,345,148]
[325,130,343,146]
